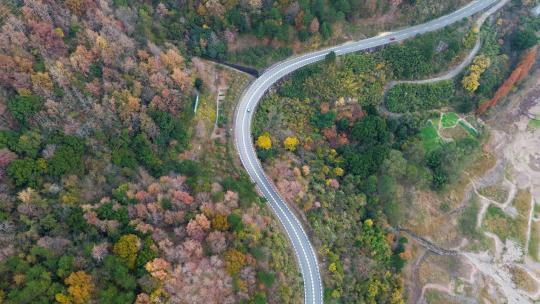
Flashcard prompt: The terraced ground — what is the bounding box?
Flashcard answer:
[410,58,540,304]
[420,111,479,152]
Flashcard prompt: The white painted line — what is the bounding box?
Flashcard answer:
[233,1,502,303]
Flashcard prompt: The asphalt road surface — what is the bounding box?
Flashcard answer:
[233,1,500,303]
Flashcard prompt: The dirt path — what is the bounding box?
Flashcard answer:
[211,88,227,139]
[409,250,428,303]
[378,39,479,117]
[388,40,481,92]
[410,38,540,304]
[396,227,460,256]
[417,283,455,304]
[525,196,535,251]
[379,0,510,117]
[463,250,532,303]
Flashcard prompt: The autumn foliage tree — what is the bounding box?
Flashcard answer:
[462,27,478,49]
[283,136,299,151]
[256,133,272,150]
[0,148,17,179]
[28,21,67,58]
[462,55,491,92]
[224,249,249,275]
[0,55,32,90]
[0,1,308,303]
[145,258,171,282]
[55,271,94,304]
[113,234,141,269]
[477,46,538,115]
[211,214,230,231]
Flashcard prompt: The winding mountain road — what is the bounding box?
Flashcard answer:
[233,1,501,303]
[380,0,509,118]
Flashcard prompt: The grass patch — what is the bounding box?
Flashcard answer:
[534,203,540,218]
[195,93,216,129]
[483,205,518,243]
[478,184,509,204]
[459,196,480,239]
[385,80,455,113]
[424,290,460,304]
[482,190,531,246]
[228,46,293,69]
[441,112,459,128]
[420,121,442,152]
[509,266,537,294]
[528,118,540,129]
[458,121,478,137]
[439,125,469,141]
[528,221,540,261]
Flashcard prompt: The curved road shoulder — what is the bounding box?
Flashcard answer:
[380,0,509,117]
[233,1,502,303]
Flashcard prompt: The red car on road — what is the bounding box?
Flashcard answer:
[389,37,396,41]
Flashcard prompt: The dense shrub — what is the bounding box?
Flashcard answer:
[7,94,43,126]
[228,46,292,68]
[427,138,480,190]
[385,80,455,113]
[511,29,538,51]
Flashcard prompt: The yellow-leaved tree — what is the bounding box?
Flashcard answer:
[463,28,478,49]
[211,214,229,231]
[333,167,344,177]
[283,136,299,151]
[224,249,248,275]
[55,271,94,304]
[462,55,491,92]
[462,73,480,92]
[256,133,272,150]
[113,234,141,268]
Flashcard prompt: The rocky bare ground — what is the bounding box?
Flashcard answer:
[408,61,540,303]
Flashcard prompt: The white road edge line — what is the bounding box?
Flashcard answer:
[233,1,501,303]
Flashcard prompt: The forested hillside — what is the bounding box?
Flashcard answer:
[108,0,467,66]
[1,0,534,303]
[252,3,539,301]
[0,1,302,303]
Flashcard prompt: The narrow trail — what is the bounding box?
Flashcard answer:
[394,227,460,256]
[409,250,428,303]
[470,175,517,229]
[212,88,226,135]
[525,196,535,252]
[417,283,455,304]
[411,123,540,303]
[434,115,453,143]
[388,39,481,91]
[462,251,532,303]
[230,0,507,302]
[379,0,510,118]
[402,110,540,304]
[378,39,481,118]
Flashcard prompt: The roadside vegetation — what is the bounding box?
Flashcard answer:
[252,24,484,301]
[227,46,293,69]
[386,81,455,113]
[383,21,470,80]
[252,3,539,301]
[95,0,472,69]
[0,0,537,303]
